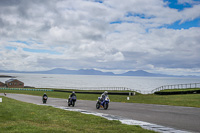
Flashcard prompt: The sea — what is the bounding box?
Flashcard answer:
[0,73,200,94]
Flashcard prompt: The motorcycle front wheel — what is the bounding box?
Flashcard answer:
[72,101,75,107]
[104,103,108,110]
[96,102,100,109]
[43,100,46,104]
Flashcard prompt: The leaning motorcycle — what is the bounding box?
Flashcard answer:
[43,96,48,104]
[68,96,76,107]
[96,96,109,110]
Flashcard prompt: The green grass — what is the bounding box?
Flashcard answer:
[159,88,200,92]
[128,94,200,107]
[0,96,155,133]
[53,88,133,93]
[1,89,200,107]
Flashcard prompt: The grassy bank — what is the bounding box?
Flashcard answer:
[0,96,155,133]
[159,88,200,92]
[1,89,200,107]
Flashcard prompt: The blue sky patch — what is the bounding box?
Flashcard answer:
[9,40,43,45]
[6,46,17,50]
[162,18,200,29]
[163,0,199,11]
[93,0,103,3]
[96,0,103,3]
[110,20,123,24]
[125,12,135,17]
[23,48,61,55]
[125,12,155,19]
[110,20,134,24]
[9,40,30,45]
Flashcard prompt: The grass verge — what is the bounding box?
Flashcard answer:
[0,96,155,133]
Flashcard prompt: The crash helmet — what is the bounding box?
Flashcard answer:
[72,91,75,94]
[104,91,108,95]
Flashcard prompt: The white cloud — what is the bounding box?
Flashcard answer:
[0,0,199,75]
[180,4,200,23]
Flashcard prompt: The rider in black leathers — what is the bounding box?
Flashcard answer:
[68,91,76,106]
[43,93,48,99]
[70,91,76,98]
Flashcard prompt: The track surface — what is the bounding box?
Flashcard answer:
[1,93,200,132]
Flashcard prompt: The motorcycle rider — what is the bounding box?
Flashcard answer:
[96,91,109,109]
[68,91,77,106]
[43,93,48,99]
[70,91,76,98]
[68,91,76,101]
[100,91,108,101]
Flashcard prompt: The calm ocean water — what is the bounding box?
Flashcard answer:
[0,73,200,93]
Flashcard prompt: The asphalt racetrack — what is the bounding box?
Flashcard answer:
[1,93,200,132]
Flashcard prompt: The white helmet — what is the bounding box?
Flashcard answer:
[104,91,108,95]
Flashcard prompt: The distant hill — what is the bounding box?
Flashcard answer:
[0,68,197,77]
[77,69,114,75]
[40,68,77,74]
[119,70,172,77]
[0,68,115,76]
[42,68,115,75]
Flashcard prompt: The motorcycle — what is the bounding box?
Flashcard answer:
[96,96,109,110]
[43,96,48,104]
[68,95,76,107]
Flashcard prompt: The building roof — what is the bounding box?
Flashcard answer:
[5,79,23,83]
[0,81,5,84]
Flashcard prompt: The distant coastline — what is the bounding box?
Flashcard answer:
[0,75,15,78]
[0,68,199,77]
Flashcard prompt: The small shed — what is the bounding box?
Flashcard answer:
[0,81,5,87]
[5,79,24,88]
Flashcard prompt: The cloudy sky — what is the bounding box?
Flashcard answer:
[0,0,200,75]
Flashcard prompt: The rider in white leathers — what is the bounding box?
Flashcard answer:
[100,91,108,101]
